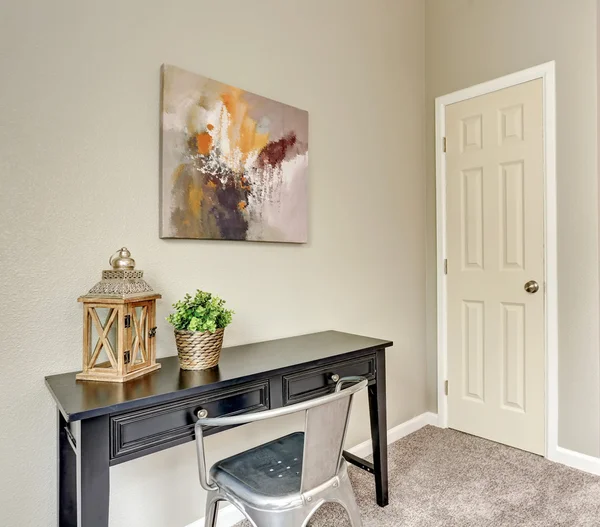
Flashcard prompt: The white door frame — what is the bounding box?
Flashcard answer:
[435,61,558,458]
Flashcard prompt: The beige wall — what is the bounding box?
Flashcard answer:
[425,0,600,456]
[0,0,426,525]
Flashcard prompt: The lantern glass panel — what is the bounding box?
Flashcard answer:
[127,300,154,373]
[131,304,149,366]
[89,306,119,371]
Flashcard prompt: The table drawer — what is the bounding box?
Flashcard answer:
[283,354,376,405]
[110,380,269,462]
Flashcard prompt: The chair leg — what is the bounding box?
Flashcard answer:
[337,478,363,527]
[204,490,220,527]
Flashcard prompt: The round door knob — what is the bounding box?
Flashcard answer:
[331,374,340,382]
[524,280,539,294]
[196,408,208,419]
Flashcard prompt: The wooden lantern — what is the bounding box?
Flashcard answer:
[77,247,161,383]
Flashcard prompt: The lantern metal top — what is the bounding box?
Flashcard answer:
[80,247,159,300]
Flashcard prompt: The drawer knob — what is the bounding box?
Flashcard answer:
[331,373,340,383]
[196,408,209,419]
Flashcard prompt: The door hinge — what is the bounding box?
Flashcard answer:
[124,314,131,328]
[444,259,448,275]
[444,380,449,396]
[124,350,131,364]
[443,137,447,153]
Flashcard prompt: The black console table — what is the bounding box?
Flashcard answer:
[46,330,393,526]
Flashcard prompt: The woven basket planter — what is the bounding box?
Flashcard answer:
[174,328,224,370]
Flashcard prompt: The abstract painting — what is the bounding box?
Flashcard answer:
[160,64,308,243]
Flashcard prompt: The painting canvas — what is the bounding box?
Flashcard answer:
[160,64,308,243]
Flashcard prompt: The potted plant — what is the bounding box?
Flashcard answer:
[167,290,234,370]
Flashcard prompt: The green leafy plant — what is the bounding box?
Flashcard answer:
[167,290,234,333]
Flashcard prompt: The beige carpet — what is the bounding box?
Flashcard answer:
[235,426,600,526]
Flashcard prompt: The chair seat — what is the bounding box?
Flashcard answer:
[210,432,304,500]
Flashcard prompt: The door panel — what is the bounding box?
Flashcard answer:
[462,300,484,402]
[446,79,545,455]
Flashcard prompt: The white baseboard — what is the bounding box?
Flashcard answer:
[348,411,438,459]
[548,446,600,477]
[186,411,437,527]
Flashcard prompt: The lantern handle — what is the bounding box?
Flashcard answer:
[109,247,136,270]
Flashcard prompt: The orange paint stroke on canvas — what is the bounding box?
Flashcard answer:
[196,133,212,155]
[240,176,251,191]
[187,185,203,217]
[220,88,270,162]
[171,164,186,185]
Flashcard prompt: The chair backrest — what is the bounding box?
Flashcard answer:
[300,377,366,492]
[194,376,367,494]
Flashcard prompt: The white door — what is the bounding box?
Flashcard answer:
[445,79,545,455]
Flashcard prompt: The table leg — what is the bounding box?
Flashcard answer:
[368,348,388,507]
[78,415,110,526]
[58,410,76,526]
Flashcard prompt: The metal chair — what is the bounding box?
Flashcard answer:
[194,376,367,527]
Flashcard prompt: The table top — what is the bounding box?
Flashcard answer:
[45,330,392,422]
